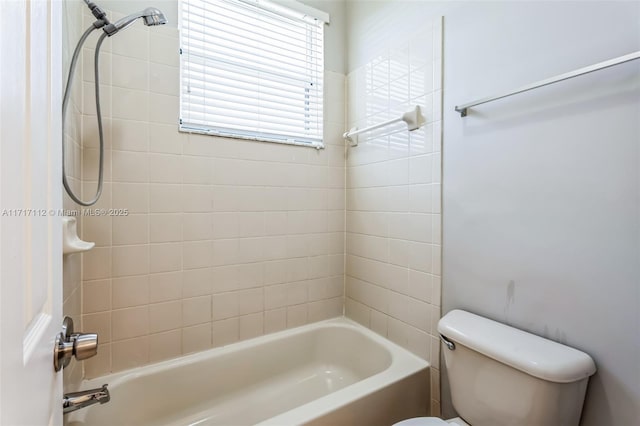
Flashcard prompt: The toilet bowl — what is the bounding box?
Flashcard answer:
[394,416,469,426]
[394,310,596,426]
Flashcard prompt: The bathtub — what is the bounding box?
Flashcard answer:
[67,317,430,426]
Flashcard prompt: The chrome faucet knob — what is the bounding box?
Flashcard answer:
[72,333,98,360]
[53,317,99,371]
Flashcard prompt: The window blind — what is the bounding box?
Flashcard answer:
[180,0,325,148]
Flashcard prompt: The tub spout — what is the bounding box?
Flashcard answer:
[63,384,110,414]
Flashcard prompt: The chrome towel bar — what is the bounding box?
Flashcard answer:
[455,50,640,117]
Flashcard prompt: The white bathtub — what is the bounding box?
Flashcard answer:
[67,318,430,426]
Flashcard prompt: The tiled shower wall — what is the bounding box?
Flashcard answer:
[79,12,346,378]
[344,18,443,415]
[62,0,85,393]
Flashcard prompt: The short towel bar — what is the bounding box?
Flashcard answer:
[343,105,424,146]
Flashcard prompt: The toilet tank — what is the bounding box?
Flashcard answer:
[438,310,596,426]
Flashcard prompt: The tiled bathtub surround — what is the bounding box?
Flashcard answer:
[79,12,346,377]
[344,18,443,415]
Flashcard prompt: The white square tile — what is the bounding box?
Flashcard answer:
[112,275,148,309]
[183,323,212,353]
[112,119,148,152]
[239,313,263,340]
[149,214,182,243]
[212,292,239,320]
[149,243,182,273]
[149,272,182,303]
[286,304,308,328]
[264,308,287,334]
[182,296,212,327]
[112,306,148,340]
[149,153,182,183]
[111,337,149,372]
[112,54,148,91]
[211,318,238,348]
[150,63,179,96]
[182,268,212,297]
[149,301,181,333]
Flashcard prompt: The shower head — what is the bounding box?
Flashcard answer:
[103,7,167,36]
[140,8,167,26]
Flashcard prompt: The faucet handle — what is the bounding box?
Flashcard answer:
[53,317,99,371]
[71,332,98,360]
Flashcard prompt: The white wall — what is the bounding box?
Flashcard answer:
[347,1,640,425]
[442,3,639,424]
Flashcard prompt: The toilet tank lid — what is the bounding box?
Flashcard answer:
[437,310,596,383]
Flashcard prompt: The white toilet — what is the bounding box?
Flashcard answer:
[395,310,597,426]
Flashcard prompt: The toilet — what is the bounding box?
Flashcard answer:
[395,310,597,426]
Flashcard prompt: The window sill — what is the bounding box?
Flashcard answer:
[178,125,325,150]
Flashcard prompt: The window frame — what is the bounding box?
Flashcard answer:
[178,0,328,149]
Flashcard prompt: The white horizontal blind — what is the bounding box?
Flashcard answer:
[180,0,325,148]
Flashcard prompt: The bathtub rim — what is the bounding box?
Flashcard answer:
[70,316,430,425]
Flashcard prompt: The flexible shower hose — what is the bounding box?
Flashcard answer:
[62,25,109,206]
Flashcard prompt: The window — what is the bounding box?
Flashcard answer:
[180,0,326,148]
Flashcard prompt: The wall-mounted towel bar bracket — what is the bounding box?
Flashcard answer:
[455,51,640,117]
[344,105,424,147]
